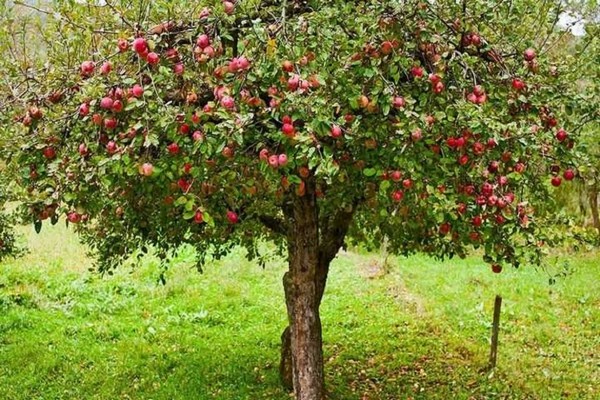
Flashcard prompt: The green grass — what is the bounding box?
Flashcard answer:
[0,224,598,399]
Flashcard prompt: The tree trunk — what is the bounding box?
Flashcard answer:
[589,186,600,235]
[277,181,358,398]
[280,258,329,393]
[283,186,325,400]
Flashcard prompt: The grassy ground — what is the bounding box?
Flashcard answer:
[0,224,598,400]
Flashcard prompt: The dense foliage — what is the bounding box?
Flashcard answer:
[1,0,586,271]
[0,184,21,262]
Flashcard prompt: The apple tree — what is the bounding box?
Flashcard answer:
[1,0,584,398]
[0,175,21,262]
[563,23,600,234]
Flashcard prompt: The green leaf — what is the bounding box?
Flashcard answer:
[380,180,391,191]
[203,212,215,228]
[34,219,42,234]
[182,210,195,220]
[363,168,377,177]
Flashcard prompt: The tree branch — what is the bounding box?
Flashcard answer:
[318,200,360,266]
[258,215,288,236]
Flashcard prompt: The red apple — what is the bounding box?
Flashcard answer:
[222,146,234,158]
[106,140,118,154]
[523,48,536,61]
[100,97,114,110]
[514,162,525,173]
[411,66,424,78]
[167,143,180,155]
[100,61,112,75]
[439,222,451,235]
[140,162,154,176]
[391,190,404,202]
[278,154,288,166]
[392,96,406,108]
[104,118,117,130]
[282,60,294,72]
[259,149,269,162]
[495,214,505,225]
[551,176,562,187]
[178,178,191,192]
[202,46,215,58]
[173,63,185,75]
[358,95,370,108]
[226,210,239,224]
[236,56,250,70]
[512,78,525,91]
[146,52,160,65]
[433,81,445,94]
[179,124,190,135]
[555,128,568,142]
[491,264,502,273]
[197,34,210,48]
[268,155,279,168]
[111,100,123,113]
[429,73,441,84]
[472,142,485,155]
[381,40,393,55]
[467,92,478,104]
[282,123,295,137]
[299,167,310,178]
[80,60,95,76]
[132,84,144,98]
[92,113,102,126]
[331,125,343,138]
[79,103,90,116]
[223,1,235,14]
[132,37,148,54]
[67,211,82,224]
[220,96,235,110]
[78,143,88,156]
[192,131,204,142]
[43,146,56,160]
[411,128,422,141]
[563,169,575,181]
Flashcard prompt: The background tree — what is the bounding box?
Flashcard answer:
[0,0,587,398]
[544,1,599,236]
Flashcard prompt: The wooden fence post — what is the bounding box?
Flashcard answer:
[488,295,502,369]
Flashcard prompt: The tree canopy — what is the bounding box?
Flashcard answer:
[0,0,586,270]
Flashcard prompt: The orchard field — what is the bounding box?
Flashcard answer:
[1,0,600,399]
[0,224,597,400]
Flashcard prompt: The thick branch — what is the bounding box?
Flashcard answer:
[319,201,359,266]
[258,214,288,236]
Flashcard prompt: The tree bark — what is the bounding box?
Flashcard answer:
[279,194,358,397]
[589,186,600,235]
[284,184,325,400]
[280,258,329,392]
